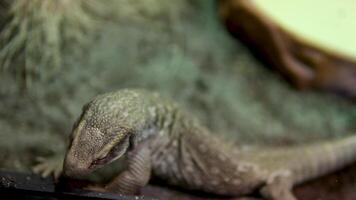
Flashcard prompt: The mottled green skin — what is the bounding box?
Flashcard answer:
[63,89,356,200]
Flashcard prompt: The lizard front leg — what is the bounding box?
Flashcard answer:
[103,145,152,195]
[259,170,296,200]
[32,153,64,179]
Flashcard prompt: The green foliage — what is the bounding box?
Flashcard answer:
[0,0,111,89]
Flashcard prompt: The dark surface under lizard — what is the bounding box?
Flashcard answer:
[0,170,147,200]
[2,165,356,200]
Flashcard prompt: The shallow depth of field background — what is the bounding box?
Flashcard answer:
[0,0,355,174]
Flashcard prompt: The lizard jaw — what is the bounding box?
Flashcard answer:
[63,154,94,178]
[89,134,131,170]
[66,135,131,177]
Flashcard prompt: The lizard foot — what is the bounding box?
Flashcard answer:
[32,154,64,179]
[260,170,296,200]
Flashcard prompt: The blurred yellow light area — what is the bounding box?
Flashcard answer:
[253,0,356,59]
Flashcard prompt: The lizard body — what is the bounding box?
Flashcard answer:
[57,89,356,199]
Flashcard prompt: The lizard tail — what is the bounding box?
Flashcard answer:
[292,135,356,184]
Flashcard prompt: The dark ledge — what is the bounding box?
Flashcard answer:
[1,164,356,200]
[0,170,146,200]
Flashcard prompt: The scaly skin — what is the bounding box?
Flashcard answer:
[36,89,356,200]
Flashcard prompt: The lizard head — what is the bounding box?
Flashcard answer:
[63,89,156,178]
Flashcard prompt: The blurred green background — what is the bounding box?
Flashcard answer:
[0,0,355,173]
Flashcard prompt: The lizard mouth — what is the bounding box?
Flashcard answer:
[89,149,122,170]
[89,155,113,169]
[89,135,130,170]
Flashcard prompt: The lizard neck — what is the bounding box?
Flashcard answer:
[150,108,266,196]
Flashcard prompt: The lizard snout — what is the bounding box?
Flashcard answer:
[63,154,92,178]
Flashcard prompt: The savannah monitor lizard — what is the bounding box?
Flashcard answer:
[34,89,356,200]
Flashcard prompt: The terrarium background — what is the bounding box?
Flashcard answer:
[0,0,355,175]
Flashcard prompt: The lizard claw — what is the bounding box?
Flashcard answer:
[32,155,64,179]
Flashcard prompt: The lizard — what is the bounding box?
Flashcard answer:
[33,89,356,200]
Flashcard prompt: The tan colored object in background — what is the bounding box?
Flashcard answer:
[218,0,356,98]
